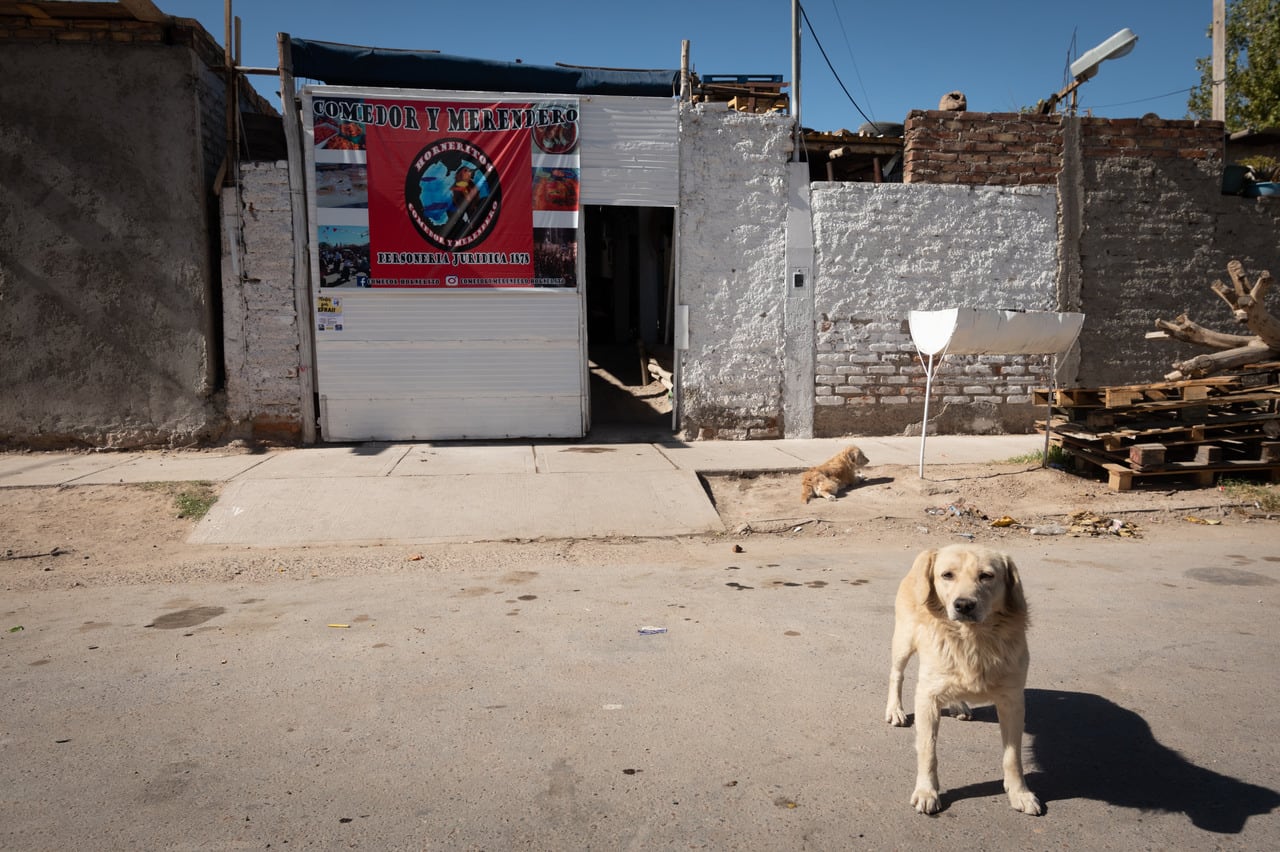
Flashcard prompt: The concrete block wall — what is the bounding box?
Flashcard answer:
[810,183,1060,436]
[221,164,305,443]
[1073,119,1280,387]
[676,105,794,439]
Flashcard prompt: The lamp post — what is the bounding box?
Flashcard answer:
[1038,28,1138,115]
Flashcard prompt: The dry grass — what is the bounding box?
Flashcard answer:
[1220,478,1280,514]
[136,481,219,520]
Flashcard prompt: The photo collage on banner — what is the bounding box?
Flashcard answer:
[309,94,580,291]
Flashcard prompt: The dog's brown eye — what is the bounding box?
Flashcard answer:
[980,573,994,582]
[940,571,954,580]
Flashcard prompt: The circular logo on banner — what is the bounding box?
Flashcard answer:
[404,138,502,251]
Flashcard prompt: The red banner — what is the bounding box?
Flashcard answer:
[310,95,580,289]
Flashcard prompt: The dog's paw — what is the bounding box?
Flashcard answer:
[949,701,972,721]
[1007,788,1043,816]
[885,706,909,726]
[911,787,942,814]
[822,493,837,501]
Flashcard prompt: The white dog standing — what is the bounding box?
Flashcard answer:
[884,545,1043,816]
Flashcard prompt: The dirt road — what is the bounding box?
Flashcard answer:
[0,460,1257,590]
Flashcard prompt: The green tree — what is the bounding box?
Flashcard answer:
[1187,0,1280,130]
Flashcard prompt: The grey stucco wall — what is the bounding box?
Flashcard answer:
[0,43,221,448]
[221,164,305,443]
[810,183,1061,435]
[1076,156,1280,387]
[676,105,794,439]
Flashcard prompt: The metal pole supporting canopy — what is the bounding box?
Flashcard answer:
[908,308,1085,477]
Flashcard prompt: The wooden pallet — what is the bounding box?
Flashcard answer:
[1102,460,1280,492]
[1040,367,1280,490]
[1048,433,1280,490]
[1049,415,1280,450]
[1042,391,1279,428]
[1033,365,1280,408]
[1047,414,1280,453]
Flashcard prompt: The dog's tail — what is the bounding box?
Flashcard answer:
[800,482,813,503]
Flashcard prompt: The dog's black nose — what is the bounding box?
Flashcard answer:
[954,598,977,615]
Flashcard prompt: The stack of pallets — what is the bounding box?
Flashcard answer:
[1036,364,1280,491]
[694,74,789,114]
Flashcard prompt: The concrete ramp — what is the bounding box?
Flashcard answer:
[190,470,723,546]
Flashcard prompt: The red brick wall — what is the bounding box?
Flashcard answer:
[903,111,1063,185]
[1079,116,1222,164]
[903,111,1224,184]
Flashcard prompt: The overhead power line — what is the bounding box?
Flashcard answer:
[798,3,875,127]
[1090,87,1195,109]
[827,0,875,122]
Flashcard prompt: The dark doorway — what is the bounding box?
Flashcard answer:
[583,205,675,442]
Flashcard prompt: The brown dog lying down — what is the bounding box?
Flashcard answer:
[884,545,1043,816]
[799,445,868,503]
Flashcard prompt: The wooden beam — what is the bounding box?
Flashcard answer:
[278,32,319,444]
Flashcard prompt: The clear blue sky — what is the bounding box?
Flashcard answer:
[163,0,1215,131]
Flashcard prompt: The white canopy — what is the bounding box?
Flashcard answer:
[907,308,1085,476]
[909,308,1085,356]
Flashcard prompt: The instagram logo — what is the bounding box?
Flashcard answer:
[445,275,459,287]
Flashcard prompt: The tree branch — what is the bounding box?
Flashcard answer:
[1165,343,1278,381]
[1153,261,1280,377]
[1152,313,1256,349]
[1211,262,1280,346]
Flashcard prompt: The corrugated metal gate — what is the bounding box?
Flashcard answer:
[300,87,677,441]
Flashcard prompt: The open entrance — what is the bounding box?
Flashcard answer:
[583,204,676,441]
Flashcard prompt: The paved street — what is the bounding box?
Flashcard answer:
[3,528,1277,850]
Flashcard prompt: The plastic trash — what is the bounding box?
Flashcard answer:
[637,626,668,635]
[1030,524,1067,536]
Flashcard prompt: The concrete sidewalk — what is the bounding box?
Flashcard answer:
[0,435,1043,546]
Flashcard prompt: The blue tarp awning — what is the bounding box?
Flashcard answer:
[287,37,680,98]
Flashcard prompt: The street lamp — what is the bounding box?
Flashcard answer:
[1038,28,1138,115]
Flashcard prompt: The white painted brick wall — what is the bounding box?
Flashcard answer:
[810,182,1060,434]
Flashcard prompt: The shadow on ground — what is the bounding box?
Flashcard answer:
[586,347,673,443]
[944,689,1280,832]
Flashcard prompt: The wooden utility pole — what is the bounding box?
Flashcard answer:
[1212,0,1226,122]
[680,40,690,101]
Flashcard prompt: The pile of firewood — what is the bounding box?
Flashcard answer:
[1149,260,1278,380]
